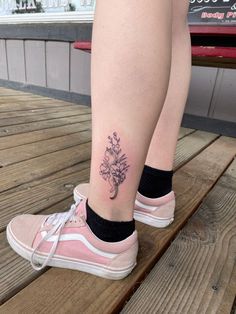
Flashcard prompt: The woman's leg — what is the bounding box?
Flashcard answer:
[7,0,178,279]
[145,0,192,171]
[88,0,172,223]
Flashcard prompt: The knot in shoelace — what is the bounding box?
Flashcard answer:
[30,197,83,271]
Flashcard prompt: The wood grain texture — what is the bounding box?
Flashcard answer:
[0,120,91,150]
[0,130,91,166]
[0,96,49,103]
[0,126,204,303]
[1,127,205,170]
[0,97,86,109]
[0,87,35,95]
[174,130,219,170]
[0,98,85,108]
[0,108,90,127]
[121,159,236,314]
[0,113,91,137]
[0,88,87,109]
[0,142,91,193]
[0,86,41,94]
[0,162,90,232]
[0,105,84,118]
[0,102,73,112]
[178,127,195,140]
[0,94,49,99]
[0,126,210,231]
[1,136,235,314]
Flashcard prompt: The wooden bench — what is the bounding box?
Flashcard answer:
[73,25,236,69]
[190,25,236,68]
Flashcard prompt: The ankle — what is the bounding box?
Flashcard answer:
[87,198,134,222]
[138,164,173,198]
[86,200,135,242]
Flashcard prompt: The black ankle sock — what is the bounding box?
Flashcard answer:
[86,200,135,242]
[138,165,173,198]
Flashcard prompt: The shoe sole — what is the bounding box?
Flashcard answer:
[133,210,174,228]
[73,189,174,228]
[6,222,136,280]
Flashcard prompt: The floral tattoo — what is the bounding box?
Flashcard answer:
[99,132,130,199]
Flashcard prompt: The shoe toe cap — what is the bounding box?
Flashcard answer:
[8,214,46,249]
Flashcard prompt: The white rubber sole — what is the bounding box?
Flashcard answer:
[133,211,174,228]
[73,189,174,228]
[6,222,136,280]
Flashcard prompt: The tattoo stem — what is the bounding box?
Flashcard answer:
[110,183,118,199]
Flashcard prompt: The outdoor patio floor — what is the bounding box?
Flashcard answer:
[0,87,235,314]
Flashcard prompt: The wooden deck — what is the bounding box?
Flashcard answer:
[0,87,235,314]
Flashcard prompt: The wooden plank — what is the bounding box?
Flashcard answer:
[121,158,236,314]
[178,127,195,140]
[0,126,198,232]
[3,129,212,168]
[0,97,84,108]
[174,130,219,170]
[0,113,91,137]
[0,91,84,108]
[0,108,90,127]
[0,101,80,112]
[0,88,90,113]
[0,162,90,232]
[0,96,49,103]
[0,87,35,95]
[0,88,85,108]
[0,94,47,100]
[0,87,46,97]
[0,120,91,150]
[0,127,213,230]
[0,142,91,193]
[0,105,85,118]
[0,127,211,304]
[0,95,87,111]
[1,136,235,313]
[0,130,91,166]
[0,88,88,109]
[0,89,43,97]
[0,96,65,103]
[0,91,33,96]
[0,90,49,100]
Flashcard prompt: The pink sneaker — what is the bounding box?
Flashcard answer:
[6,197,138,280]
[74,183,175,228]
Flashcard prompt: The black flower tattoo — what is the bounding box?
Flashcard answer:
[99,132,130,199]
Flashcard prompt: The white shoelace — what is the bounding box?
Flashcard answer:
[30,197,82,271]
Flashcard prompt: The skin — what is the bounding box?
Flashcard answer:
[88,0,191,222]
[99,132,130,200]
[146,0,192,171]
